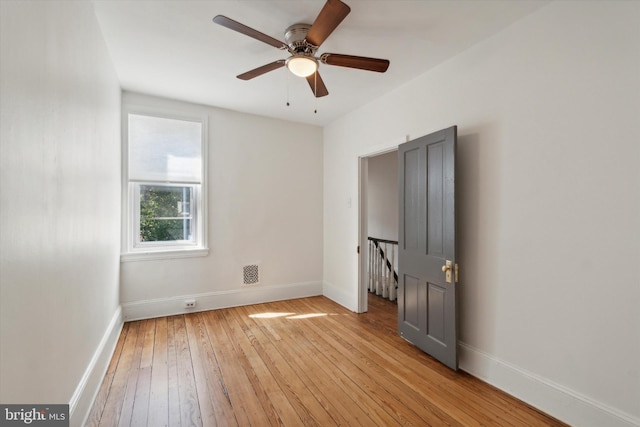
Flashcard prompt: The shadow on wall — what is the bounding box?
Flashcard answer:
[456,124,502,353]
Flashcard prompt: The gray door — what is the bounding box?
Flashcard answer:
[397,126,458,370]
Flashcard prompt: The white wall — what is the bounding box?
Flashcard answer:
[120,92,323,319]
[0,2,122,426]
[367,151,398,242]
[323,2,640,426]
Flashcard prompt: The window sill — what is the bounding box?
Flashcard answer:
[121,247,209,262]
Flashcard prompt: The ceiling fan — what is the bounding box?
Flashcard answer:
[212,0,390,98]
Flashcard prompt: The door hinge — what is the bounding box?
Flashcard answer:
[357,245,360,254]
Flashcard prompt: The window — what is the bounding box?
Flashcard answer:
[123,111,207,260]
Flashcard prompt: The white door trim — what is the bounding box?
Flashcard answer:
[356,138,405,313]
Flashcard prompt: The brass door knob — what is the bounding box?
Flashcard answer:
[442,264,451,272]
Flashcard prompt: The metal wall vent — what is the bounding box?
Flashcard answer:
[243,264,260,285]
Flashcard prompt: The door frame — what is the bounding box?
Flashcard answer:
[357,138,407,313]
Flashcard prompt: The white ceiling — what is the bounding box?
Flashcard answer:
[93,0,548,126]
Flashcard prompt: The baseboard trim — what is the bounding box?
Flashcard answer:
[69,306,123,427]
[121,281,323,321]
[459,342,639,427]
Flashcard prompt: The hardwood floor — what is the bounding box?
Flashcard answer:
[87,294,566,426]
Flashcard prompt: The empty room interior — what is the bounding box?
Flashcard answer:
[0,1,638,426]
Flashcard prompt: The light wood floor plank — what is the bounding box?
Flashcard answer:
[166,316,182,427]
[147,317,169,427]
[184,314,219,427]
[173,315,202,426]
[130,319,155,427]
[117,319,147,427]
[88,295,568,427]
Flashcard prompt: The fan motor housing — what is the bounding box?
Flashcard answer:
[285,23,315,54]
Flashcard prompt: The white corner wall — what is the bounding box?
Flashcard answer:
[0,2,122,427]
[323,2,640,426]
[120,92,323,320]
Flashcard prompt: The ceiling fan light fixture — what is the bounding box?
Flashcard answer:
[286,55,318,77]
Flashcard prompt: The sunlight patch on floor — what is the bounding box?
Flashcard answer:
[249,312,295,319]
[286,313,327,319]
[248,312,329,319]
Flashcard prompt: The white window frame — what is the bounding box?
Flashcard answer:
[121,105,208,262]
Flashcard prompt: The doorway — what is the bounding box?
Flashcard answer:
[358,149,399,313]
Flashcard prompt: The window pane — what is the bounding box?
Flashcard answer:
[129,114,202,183]
[139,185,194,242]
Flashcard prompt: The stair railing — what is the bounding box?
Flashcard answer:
[368,237,399,302]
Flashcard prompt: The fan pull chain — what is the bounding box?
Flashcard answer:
[314,72,318,114]
[286,70,290,107]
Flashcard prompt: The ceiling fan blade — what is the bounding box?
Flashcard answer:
[237,60,285,80]
[213,15,287,49]
[321,53,390,73]
[306,72,329,97]
[305,0,351,47]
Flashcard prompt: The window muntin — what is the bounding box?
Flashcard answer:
[125,111,206,256]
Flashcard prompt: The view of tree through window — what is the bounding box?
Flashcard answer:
[139,185,193,242]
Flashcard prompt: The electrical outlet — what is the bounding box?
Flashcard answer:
[184,299,196,309]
